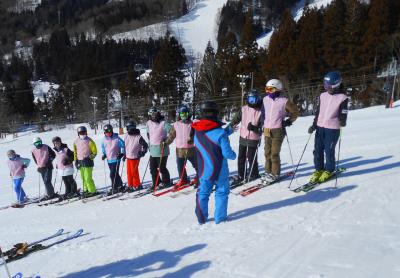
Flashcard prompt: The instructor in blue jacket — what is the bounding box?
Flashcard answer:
[192,100,236,224]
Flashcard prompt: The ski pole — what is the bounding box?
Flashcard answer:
[111,159,121,195]
[153,144,165,193]
[285,132,296,174]
[103,160,107,189]
[38,173,41,200]
[177,154,188,187]
[58,169,65,195]
[335,129,342,188]
[244,130,250,181]
[120,159,125,186]
[0,247,11,278]
[288,133,312,189]
[53,168,58,190]
[139,159,150,189]
[246,141,260,183]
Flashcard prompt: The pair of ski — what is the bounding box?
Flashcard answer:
[291,168,346,193]
[233,171,295,197]
[3,228,84,263]
[0,197,42,211]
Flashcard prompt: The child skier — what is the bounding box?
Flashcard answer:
[31,137,57,200]
[164,104,198,188]
[308,71,348,182]
[192,100,236,224]
[101,124,126,194]
[52,136,79,199]
[229,90,263,182]
[73,126,97,197]
[261,79,299,182]
[6,150,30,204]
[124,121,148,192]
[146,107,172,190]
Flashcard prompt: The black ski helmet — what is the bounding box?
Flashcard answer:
[103,124,113,133]
[199,100,219,120]
[126,120,136,130]
[77,126,87,134]
[247,89,262,107]
[52,136,62,144]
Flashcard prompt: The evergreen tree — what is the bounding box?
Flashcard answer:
[238,9,259,75]
[196,41,219,100]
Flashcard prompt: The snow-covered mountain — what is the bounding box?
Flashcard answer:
[0,103,399,277]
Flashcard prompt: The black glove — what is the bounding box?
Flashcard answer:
[82,157,91,166]
[283,119,292,127]
[101,154,106,161]
[117,153,125,160]
[308,125,316,134]
[187,138,194,145]
[247,122,258,132]
[62,159,71,166]
[75,161,81,170]
[138,150,146,158]
[122,155,126,161]
[37,167,45,173]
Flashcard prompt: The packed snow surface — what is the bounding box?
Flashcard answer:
[1,103,400,277]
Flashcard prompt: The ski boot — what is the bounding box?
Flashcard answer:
[261,173,278,184]
[318,170,334,182]
[309,170,324,183]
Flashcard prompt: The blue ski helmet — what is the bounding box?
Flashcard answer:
[323,71,342,92]
[177,104,190,120]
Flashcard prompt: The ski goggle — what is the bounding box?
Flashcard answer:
[78,131,87,135]
[33,141,42,147]
[104,131,113,137]
[324,81,341,92]
[179,112,189,119]
[265,86,278,93]
[247,95,258,104]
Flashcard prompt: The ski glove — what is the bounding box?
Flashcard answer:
[247,122,259,132]
[75,161,81,170]
[37,167,45,173]
[117,153,125,160]
[187,138,194,145]
[138,150,146,158]
[283,119,292,127]
[308,125,316,134]
[101,154,106,161]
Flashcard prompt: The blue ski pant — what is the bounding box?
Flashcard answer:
[195,176,229,224]
[314,127,340,172]
[13,178,26,203]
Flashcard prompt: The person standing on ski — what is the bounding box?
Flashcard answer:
[73,126,97,197]
[124,121,148,192]
[147,107,172,190]
[52,136,79,199]
[164,104,198,188]
[101,124,126,194]
[31,137,57,200]
[308,71,348,183]
[192,101,236,224]
[229,90,263,182]
[261,79,299,183]
[6,150,30,204]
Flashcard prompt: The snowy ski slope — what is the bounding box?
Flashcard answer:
[0,103,399,277]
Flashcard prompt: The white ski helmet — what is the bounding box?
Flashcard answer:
[266,79,283,91]
[32,137,42,145]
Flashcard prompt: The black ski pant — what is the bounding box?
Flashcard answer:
[176,155,198,182]
[40,167,55,197]
[150,156,171,188]
[238,144,259,180]
[62,175,78,195]
[108,161,123,190]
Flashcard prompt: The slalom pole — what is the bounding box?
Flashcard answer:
[334,129,342,188]
[288,133,312,189]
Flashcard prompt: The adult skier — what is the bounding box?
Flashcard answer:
[124,121,148,191]
[52,136,79,199]
[164,104,198,188]
[6,150,30,204]
[308,71,348,182]
[229,90,263,182]
[192,101,236,224]
[101,124,126,194]
[73,126,97,197]
[31,137,57,200]
[146,107,172,190]
[262,79,299,182]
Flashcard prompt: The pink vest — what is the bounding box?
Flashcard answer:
[173,121,194,148]
[263,96,288,129]
[317,92,348,129]
[55,147,73,170]
[32,145,50,167]
[147,120,167,145]
[103,136,120,160]
[125,135,142,159]
[74,137,92,160]
[7,158,25,178]
[240,105,262,140]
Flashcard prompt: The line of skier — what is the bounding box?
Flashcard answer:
[6,71,348,225]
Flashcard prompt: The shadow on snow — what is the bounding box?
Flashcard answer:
[58,244,210,278]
